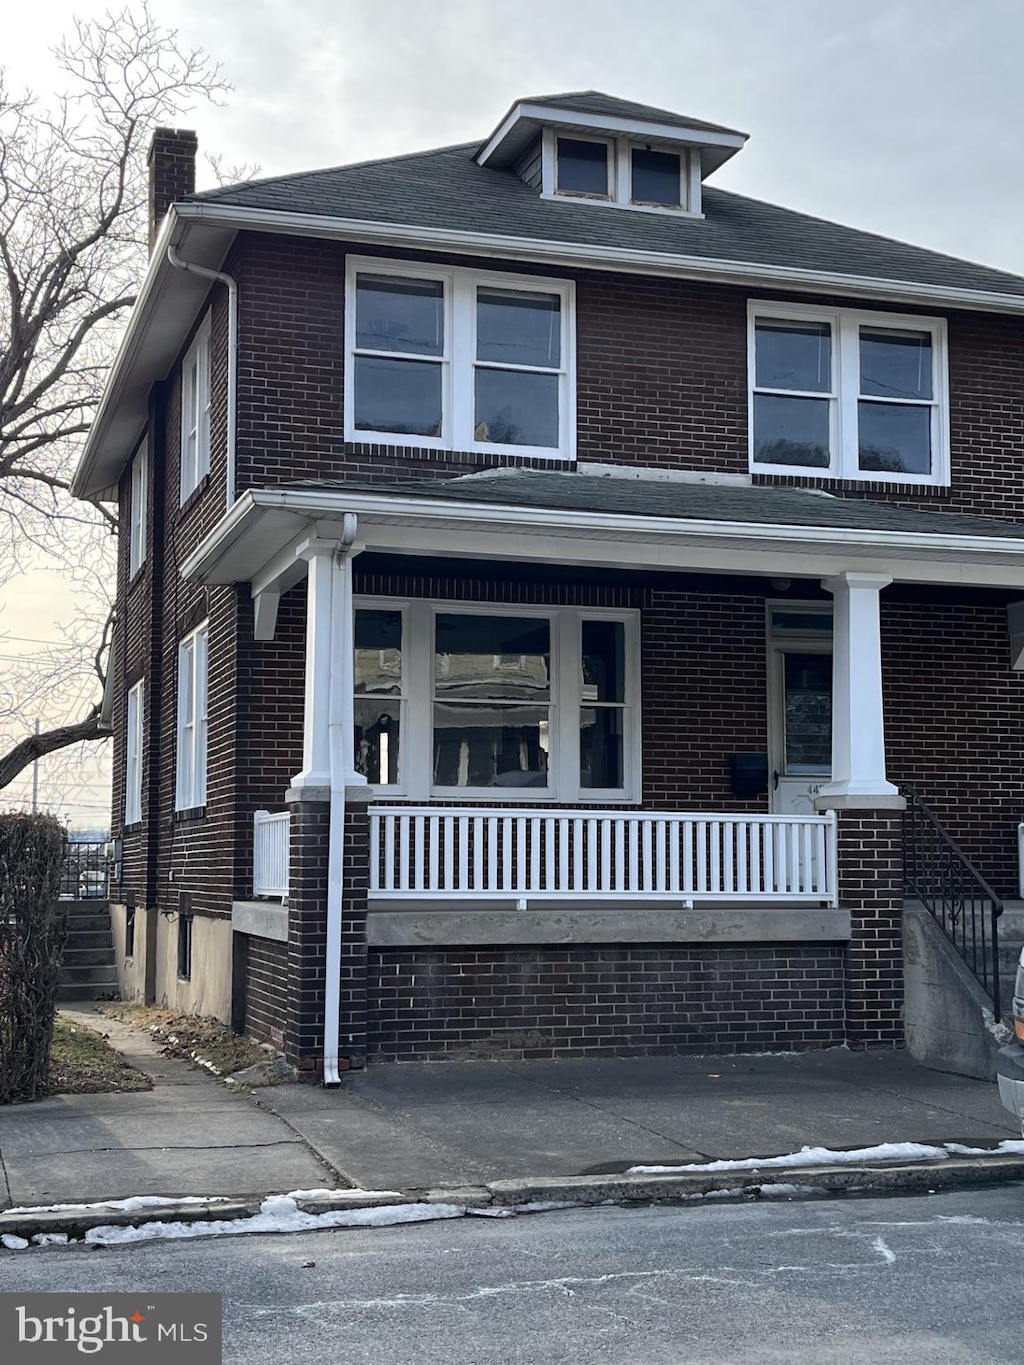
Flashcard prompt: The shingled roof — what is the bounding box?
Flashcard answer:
[190,140,1024,300]
[509,89,747,138]
[283,470,1024,542]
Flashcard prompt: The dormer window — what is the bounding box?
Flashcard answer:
[545,130,694,214]
[556,138,611,198]
[630,147,682,207]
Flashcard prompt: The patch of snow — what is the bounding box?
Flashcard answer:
[82,1198,467,1246]
[1,1234,29,1250]
[754,1184,818,1199]
[31,1233,70,1246]
[514,1200,579,1213]
[4,1194,227,1215]
[466,1207,514,1218]
[284,1188,403,1201]
[943,1140,1024,1157]
[628,1141,955,1175]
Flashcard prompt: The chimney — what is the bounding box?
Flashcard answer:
[148,127,198,250]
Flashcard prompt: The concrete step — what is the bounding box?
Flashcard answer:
[61,947,117,969]
[64,929,113,951]
[58,964,119,987]
[61,913,113,934]
[56,984,120,1003]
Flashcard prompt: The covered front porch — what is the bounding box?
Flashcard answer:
[185,470,1024,1070]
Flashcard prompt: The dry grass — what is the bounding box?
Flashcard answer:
[98,1002,287,1080]
[49,1018,153,1095]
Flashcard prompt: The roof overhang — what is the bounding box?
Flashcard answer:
[475,100,748,177]
[73,200,1024,505]
[70,210,238,501]
[181,486,1024,594]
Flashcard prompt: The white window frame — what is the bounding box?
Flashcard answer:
[175,620,209,811]
[180,314,212,503]
[354,598,641,803]
[344,256,576,461]
[128,445,147,578]
[125,680,144,826]
[541,128,701,216]
[747,301,949,487]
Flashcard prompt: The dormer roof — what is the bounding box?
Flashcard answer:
[476,89,748,178]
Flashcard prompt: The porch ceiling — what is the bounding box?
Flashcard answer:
[180,473,1024,592]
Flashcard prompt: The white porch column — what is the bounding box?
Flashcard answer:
[816,571,902,809]
[291,538,341,791]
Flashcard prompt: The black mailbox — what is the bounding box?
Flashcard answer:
[728,753,769,798]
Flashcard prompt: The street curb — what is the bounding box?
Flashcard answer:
[2,1156,1023,1244]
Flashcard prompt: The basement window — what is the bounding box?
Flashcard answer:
[177,913,192,980]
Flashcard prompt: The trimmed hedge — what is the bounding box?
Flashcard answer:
[0,813,67,1103]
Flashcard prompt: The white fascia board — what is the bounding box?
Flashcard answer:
[174,201,1024,317]
[476,101,747,166]
[180,485,1024,589]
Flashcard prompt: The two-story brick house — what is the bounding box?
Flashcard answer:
[72,91,1024,1079]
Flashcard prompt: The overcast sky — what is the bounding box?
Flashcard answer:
[4,0,1024,823]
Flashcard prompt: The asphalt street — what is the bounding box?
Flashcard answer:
[3,1186,1024,1363]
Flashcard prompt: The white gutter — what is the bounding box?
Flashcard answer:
[179,486,1024,584]
[323,514,361,1087]
[167,245,239,509]
[175,200,1024,317]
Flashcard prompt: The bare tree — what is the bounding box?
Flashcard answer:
[0,5,228,797]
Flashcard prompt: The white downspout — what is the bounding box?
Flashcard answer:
[166,246,238,509]
[323,513,362,1086]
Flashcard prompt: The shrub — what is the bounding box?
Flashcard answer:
[0,813,67,1103]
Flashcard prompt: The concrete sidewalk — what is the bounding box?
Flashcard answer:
[0,1002,1019,1208]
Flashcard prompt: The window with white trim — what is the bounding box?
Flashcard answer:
[748,303,948,485]
[353,600,639,801]
[180,315,211,502]
[345,258,575,460]
[125,680,144,825]
[545,131,694,213]
[175,621,208,811]
[128,446,147,577]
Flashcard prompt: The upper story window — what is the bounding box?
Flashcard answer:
[345,258,575,460]
[748,303,948,486]
[128,445,147,578]
[175,620,209,811]
[545,131,693,213]
[353,600,639,801]
[125,679,144,826]
[180,314,211,503]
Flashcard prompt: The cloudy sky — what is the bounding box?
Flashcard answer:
[4,0,1024,823]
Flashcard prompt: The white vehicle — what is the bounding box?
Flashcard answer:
[996,947,1024,1134]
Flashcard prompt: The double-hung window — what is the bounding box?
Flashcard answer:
[125,680,144,826]
[128,446,147,578]
[346,258,574,460]
[353,600,639,801]
[180,314,211,502]
[175,621,209,811]
[749,303,948,485]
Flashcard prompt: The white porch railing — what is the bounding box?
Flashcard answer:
[253,809,290,899]
[369,807,838,907]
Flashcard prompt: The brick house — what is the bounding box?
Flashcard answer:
[72,91,1024,1079]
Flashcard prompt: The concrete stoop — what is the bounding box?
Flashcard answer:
[57,900,119,1003]
[904,903,1010,1080]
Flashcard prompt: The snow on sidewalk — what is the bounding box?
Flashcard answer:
[628,1139,1024,1175]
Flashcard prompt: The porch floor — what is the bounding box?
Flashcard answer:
[256,1048,1018,1192]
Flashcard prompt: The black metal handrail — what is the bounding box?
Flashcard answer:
[902,786,1002,1017]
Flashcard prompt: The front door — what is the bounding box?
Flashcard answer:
[770,646,832,815]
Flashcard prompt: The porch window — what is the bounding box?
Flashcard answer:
[346,257,574,460]
[180,314,211,502]
[749,303,947,485]
[353,600,638,801]
[175,621,209,811]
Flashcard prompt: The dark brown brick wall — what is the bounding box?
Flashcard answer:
[366,943,846,1060]
[834,810,904,1047]
[243,936,288,1050]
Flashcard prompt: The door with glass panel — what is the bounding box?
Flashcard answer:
[768,607,833,816]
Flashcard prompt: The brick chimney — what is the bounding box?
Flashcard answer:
[148,128,198,250]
